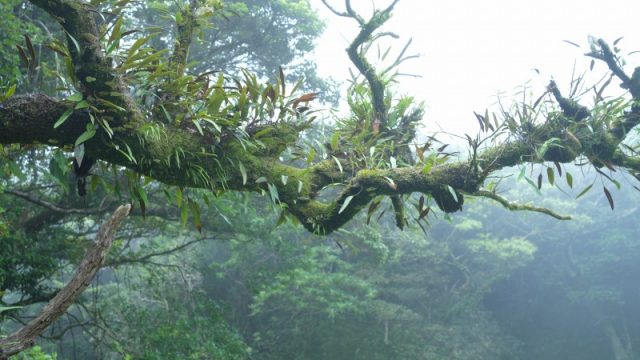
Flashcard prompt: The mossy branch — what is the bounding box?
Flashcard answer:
[327,0,400,129]
[474,189,571,220]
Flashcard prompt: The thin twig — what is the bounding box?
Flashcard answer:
[4,189,111,215]
[474,189,571,220]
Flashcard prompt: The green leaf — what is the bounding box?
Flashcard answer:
[547,167,555,186]
[267,183,279,204]
[576,183,593,199]
[54,108,74,128]
[603,186,614,210]
[566,172,573,188]
[524,176,542,195]
[446,185,458,203]
[330,132,340,151]
[98,117,114,138]
[306,148,316,164]
[180,201,188,225]
[537,137,561,159]
[75,124,97,146]
[192,119,204,135]
[338,195,354,214]
[4,84,16,99]
[238,161,247,185]
[0,306,22,313]
[366,199,381,224]
[537,173,543,189]
[95,97,126,112]
[189,199,202,232]
[137,185,148,206]
[176,188,183,207]
[127,34,151,57]
[74,100,90,109]
[68,92,83,102]
[332,155,343,174]
[66,31,81,53]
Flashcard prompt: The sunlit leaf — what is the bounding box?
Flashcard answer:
[68,92,83,102]
[332,156,343,174]
[238,161,247,185]
[338,195,354,214]
[4,84,17,99]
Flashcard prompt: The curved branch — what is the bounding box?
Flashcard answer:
[474,189,572,220]
[0,205,131,358]
[587,39,631,87]
[346,8,391,127]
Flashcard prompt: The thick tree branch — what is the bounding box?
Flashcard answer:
[3,2,640,236]
[0,87,633,235]
[29,0,142,127]
[0,94,84,146]
[0,205,131,358]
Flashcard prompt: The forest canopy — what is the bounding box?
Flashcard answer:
[2,0,640,358]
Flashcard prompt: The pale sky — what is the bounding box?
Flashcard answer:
[310,0,640,137]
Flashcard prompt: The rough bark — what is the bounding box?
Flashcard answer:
[0,204,131,358]
[1,0,640,234]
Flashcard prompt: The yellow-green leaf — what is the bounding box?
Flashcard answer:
[547,167,555,186]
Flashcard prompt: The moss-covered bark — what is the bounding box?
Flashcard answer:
[2,0,640,236]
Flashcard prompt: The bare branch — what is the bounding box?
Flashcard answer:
[320,0,351,19]
[380,0,401,14]
[0,205,131,358]
[587,39,631,86]
[107,236,218,267]
[474,189,571,220]
[345,0,365,25]
[4,189,111,215]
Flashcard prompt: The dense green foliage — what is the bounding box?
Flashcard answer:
[7,172,640,359]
